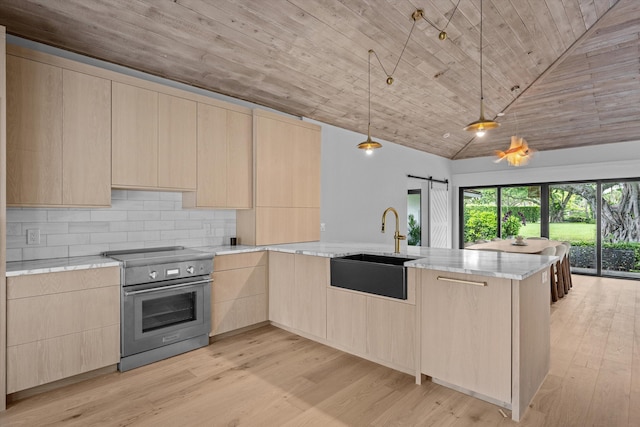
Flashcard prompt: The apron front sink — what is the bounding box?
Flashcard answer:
[330,253,415,300]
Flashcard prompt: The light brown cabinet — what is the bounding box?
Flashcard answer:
[326,282,415,373]
[6,267,120,393]
[7,53,111,206]
[211,251,267,336]
[268,252,327,340]
[112,82,196,191]
[237,109,321,245]
[183,102,252,209]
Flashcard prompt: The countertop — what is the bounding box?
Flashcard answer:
[6,242,557,280]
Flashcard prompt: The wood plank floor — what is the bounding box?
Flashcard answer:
[1,274,638,426]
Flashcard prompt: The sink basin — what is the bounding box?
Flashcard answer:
[330,253,415,300]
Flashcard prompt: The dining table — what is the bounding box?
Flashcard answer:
[465,238,563,254]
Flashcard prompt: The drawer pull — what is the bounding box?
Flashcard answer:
[437,276,487,287]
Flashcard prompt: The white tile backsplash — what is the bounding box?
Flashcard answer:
[7,190,236,261]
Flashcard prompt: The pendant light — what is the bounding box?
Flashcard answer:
[357,50,382,154]
[464,0,499,137]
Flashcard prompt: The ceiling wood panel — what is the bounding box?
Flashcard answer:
[0,0,636,161]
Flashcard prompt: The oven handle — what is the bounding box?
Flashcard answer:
[123,278,213,296]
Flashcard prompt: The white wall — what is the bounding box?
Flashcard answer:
[307,119,452,246]
[450,140,640,246]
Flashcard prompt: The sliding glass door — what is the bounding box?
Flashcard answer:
[460,179,640,279]
[601,181,640,278]
[549,183,597,275]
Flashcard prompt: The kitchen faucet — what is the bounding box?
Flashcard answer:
[381,207,406,253]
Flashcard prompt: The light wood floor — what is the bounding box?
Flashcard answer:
[1,274,638,426]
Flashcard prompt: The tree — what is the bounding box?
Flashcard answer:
[408,214,421,246]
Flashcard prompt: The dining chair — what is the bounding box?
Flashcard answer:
[561,241,573,291]
[539,246,557,302]
[554,244,567,298]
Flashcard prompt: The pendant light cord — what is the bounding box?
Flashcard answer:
[422,0,463,32]
[479,0,484,103]
[368,49,372,131]
[370,17,417,81]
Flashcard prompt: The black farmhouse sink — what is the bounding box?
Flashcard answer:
[330,253,415,300]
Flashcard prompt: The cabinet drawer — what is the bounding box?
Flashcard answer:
[212,265,266,303]
[7,324,119,393]
[7,285,120,346]
[7,266,120,299]
[214,251,267,271]
[212,294,268,336]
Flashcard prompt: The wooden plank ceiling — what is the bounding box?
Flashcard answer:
[0,0,637,160]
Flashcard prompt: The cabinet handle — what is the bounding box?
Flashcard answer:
[437,276,487,287]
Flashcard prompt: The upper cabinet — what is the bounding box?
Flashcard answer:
[237,110,321,245]
[7,52,111,207]
[182,102,252,209]
[112,83,197,191]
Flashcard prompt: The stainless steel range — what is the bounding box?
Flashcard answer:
[104,246,213,372]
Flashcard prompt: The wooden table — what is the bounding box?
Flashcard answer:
[466,239,562,254]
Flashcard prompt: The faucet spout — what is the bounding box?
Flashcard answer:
[381,207,406,253]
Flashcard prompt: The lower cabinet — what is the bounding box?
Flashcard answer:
[211,252,268,336]
[6,267,120,393]
[268,252,328,340]
[326,287,415,373]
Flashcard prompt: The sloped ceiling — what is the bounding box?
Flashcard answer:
[0,0,637,159]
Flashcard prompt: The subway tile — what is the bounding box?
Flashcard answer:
[108,241,144,251]
[6,249,23,262]
[188,210,217,220]
[175,220,202,230]
[145,240,176,248]
[111,189,128,200]
[69,222,110,233]
[7,234,42,249]
[188,229,208,239]
[6,223,22,236]
[91,232,128,244]
[47,233,92,246]
[175,238,206,247]
[160,192,182,201]
[144,220,175,231]
[7,209,48,222]
[161,210,190,221]
[143,200,176,211]
[91,210,128,222]
[160,230,188,240]
[47,210,91,222]
[128,211,161,221]
[68,244,109,257]
[110,221,145,232]
[23,246,69,261]
[128,231,161,242]
[111,199,144,210]
[127,190,161,201]
[215,209,236,220]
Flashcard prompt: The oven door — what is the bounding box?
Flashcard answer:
[121,276,211,357]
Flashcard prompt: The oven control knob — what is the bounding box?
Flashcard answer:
[149,271,157,279]
[186,266,195,274]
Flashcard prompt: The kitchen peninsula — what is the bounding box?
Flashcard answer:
[6,243,555,422]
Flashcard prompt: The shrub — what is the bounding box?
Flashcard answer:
[465,210,497,242]
[408,214,421,246]
[501,210,525,237]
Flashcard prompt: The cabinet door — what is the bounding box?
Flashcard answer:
[421,269,512,403]
[62,69,111,206]
[112,82,158,188]
[367,297,415,371]
[327,288,367,354]
[255,113,292,207]
[195,103,227,207]
[292,125,321,208]
[7,55,63,205]
[158,93,196,190]
[293,254,327,339]
[268,252,295,327]
[226,110,252,208]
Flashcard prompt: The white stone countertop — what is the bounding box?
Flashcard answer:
[6,256,121,277]
[7,242,557,280]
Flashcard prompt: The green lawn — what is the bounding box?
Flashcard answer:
[519,222,596,242]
